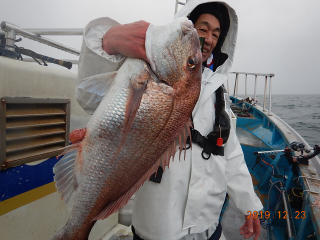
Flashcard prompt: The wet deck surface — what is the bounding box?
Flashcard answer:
[236,127,267,148]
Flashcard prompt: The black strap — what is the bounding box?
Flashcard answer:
[189,86,230,158]
[149,166,163,183]
[190,128,224,159]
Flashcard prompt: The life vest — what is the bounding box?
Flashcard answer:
[190,85,231,159]
[149,85,231,183]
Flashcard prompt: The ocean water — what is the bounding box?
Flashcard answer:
[254,94,320,147]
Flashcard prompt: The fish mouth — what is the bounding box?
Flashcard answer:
[181,19,195,35]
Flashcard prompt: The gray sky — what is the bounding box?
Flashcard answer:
[1,0,320,94]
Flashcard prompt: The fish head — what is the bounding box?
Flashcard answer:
[147,17,202,96]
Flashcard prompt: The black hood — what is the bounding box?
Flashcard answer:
[188,2,230,71]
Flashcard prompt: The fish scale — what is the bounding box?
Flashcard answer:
[52,17,202,240]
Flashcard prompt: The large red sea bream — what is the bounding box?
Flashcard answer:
[51,17,202,240]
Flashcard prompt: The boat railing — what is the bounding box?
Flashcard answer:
[0,21,82,56]
[175,0,188,14]
[229,72,275,116]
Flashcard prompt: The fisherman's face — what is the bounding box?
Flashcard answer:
[194,14,221,62]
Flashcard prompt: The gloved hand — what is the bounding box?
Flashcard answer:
[102,20,150,62]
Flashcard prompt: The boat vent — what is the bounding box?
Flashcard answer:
[0,98,70,170]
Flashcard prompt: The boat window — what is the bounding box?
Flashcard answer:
[0,98,70,169]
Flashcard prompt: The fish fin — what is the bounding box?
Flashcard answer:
[93,120,192,221]
[122,72,148,142]
[160,118,192,168]
[78,72,117,105]
[53,146,81,209]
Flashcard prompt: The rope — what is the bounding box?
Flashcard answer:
[261,159,271,166]
[0,43,20,59]
[261,158,274,175]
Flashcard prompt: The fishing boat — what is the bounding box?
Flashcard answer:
[223,72,320,240]
[1,2,320,239]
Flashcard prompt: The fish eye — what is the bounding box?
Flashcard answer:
[187,57,196,68]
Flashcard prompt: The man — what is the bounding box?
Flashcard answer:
[77,1,263,240]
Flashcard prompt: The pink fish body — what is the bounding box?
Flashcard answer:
[52,17,202,240]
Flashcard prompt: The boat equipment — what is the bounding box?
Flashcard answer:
[0,21,81,55]
[0,21,82,68]
[175,0,188,14]
[0,39,73,69]
[254,143,320,175]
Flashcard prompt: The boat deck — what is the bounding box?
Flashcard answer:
[236,127,268,149]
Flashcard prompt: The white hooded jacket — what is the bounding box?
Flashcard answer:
[77,1,263,239]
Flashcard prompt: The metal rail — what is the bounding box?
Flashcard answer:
[229,72,275,115]
[0,21,82,56]
[254,149,286,155]
[23,58,79,65]
[175,0,188,14]
[0,28,83,36]
[281,188,297,239]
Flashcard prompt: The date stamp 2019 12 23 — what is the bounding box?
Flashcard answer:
[246,211,306,219]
